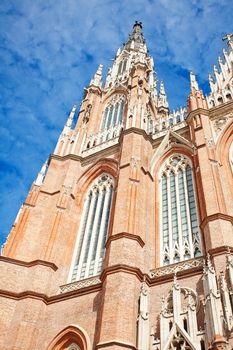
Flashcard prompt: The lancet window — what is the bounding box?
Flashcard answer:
[101,95,125,130]
[160,155,202,266]
[70,174,114,281]
[118,58,127,75]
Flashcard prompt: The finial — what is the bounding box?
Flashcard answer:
[190,71,199,90]
[96,63,103,75]
[218,56,223,65]
[208,73,214,83]
[222,33,233,51]
[160,80,165,95]
[34,159,48,186]
[133,21,143,30]
[208,73,215,92]
[90,64,103,87]
[116,47,121,57]
[158,80,169,109]
[214,64,219,74]
[66,104,76,128]
[223,47,227,54]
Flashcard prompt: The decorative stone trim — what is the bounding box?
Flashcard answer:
[60,276,101,294]
[0,256,58,271]
[106,232,145,248]
[150,257,205,278]
[96,340,136,349]
[200,213,233,231]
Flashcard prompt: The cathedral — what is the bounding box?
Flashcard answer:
[1,22,233,350]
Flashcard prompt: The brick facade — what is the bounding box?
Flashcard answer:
[1,22,233,350]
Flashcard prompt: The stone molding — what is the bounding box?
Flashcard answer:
[0,255,58,271]
[209,100,233,119]
[0,260,207,305]
[150,257,205,278]
[60,276,101,294]
[0,279,102,305]
[200,213,233,231]
[105,232,145,248]
[186,107,209,122]
[96,340,136,349]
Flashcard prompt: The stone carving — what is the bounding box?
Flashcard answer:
[150,257,205,278]
[213,117,229,135]
[83,104,92,124]
[60,276,101,293]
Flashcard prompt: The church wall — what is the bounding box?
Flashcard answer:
[1,22,233,350]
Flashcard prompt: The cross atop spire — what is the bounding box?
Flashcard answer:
[124,21,146,51]
[131,21,145,44]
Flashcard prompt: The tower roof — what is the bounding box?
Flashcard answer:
[124,21,146,51]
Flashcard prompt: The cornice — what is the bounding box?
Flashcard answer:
[96,340,136,350]
[81,144,120,166]
[209,245,233,257]
[200,213,233,231]
[0,282,102,305]
[50,144,120,167]
[50,153,82,163]
[105,232,145,248]
[186,108,209,123]
[0,256,58,271]
[100,264,144,283]
[0,260,206,304]
[209,100,233,120]
[121,126,151,142]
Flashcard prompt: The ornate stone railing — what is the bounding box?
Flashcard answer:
[147,107,188,139]
[60,276,101,293]
[82,123,123,156]
[150,257,205,278]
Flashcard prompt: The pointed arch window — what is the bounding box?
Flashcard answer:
[230,141,233,173]
[70,174,114,281]
[117,58,127,75]
[160,155,202,266]
[101,95,125,130]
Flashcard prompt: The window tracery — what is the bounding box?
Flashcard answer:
[101,95,125,130]
[150,278,206,350]
[67,344,81,350]
[160,155,202,266]
[71,174,114,281]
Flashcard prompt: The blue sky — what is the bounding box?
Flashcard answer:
[0,0,232,246]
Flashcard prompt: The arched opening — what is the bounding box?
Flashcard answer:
[47,325,91,350]
[160,154,202,266]
[70,173,115,281]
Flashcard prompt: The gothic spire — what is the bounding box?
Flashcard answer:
[190,71,199,91]
[208,73,215,93]
[90,64,103,88]
[66,104,76,128]
[34,159,48,186]
[158,80,169,109]
[124,21,147,52]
